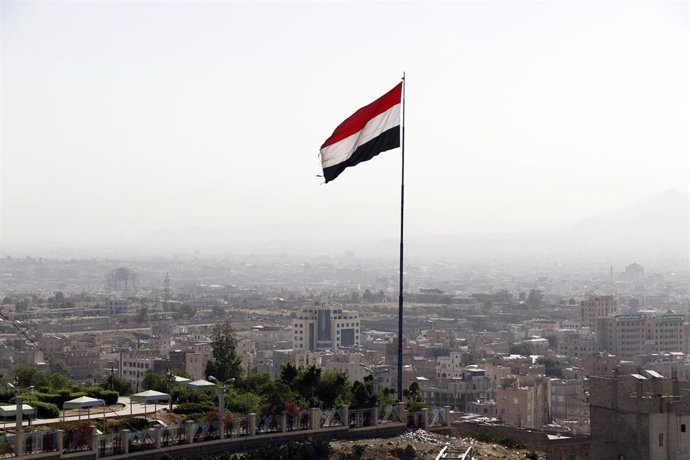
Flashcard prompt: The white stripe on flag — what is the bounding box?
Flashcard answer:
[320,103,401,169]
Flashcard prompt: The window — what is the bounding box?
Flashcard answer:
[659,433,664,447]
[682,424,686,433]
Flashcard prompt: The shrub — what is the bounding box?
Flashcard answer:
[88,389,119,405]
[172,403,215,415]
[32,401,60,418]
[109,417,147,433]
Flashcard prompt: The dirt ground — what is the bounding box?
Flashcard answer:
[330,429,546,460]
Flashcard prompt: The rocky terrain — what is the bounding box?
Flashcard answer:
[329,429,545,460]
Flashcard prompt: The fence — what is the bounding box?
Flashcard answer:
[2,403,451,458]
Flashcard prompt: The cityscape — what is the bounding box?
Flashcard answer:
[0,244,689,458]
[2,1,688,459]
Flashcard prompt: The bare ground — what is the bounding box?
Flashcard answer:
[329,429,546,460]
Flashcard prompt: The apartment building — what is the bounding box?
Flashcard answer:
[496,376,549,429]
[580,295,617,331]
[597,313,687,360]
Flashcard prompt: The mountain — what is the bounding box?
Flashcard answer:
[559,189,688,253]
[405,189,689,259]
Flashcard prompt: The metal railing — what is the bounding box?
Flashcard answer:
[99,432,124,457]
[224,416,249,438]
[1,403,448,458]
[128,428,156,452]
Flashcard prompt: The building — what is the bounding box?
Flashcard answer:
[106,298,136,316]
[590,373,690,459]
[597,313,687,360]
[580,295,617,331]
[556,328,600,358]
[496,376,549,429]
[424,365,492,411]
[119,350,162,391]
[106,267,139,293]
[292,302,360,352]
[548,379,589,428]
[436,351,464,379]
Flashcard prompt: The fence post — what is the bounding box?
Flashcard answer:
[56,429,64,453]
[281,412,287,433]
[154,425,162,448]
[420,407,429,428]
[248,413,257,436]
[309,408,320,430]
[372,406,379,427]
[15,430,24,457]
[398,402,407,424]
[444,405,451,426]
[121,430,130,455]
[186,421,195,444]
[341,405,349,428]
[90,425,99,454]
[220,420,226,439]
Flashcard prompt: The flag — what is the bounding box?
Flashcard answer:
[320,83,402,182]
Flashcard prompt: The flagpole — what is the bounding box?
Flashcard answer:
[397,72,406,402]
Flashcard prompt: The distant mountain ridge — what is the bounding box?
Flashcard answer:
[406,189,689,258]
[129,190,688,258]
[565,189,688,242]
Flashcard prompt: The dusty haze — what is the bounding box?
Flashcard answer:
[2,1,688,258]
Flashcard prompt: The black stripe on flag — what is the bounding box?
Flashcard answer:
[323,126,401,182]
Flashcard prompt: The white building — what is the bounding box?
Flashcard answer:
[293,302,360,352]
[106,298,136,316]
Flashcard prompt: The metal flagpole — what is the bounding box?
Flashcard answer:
[397,72,406,401]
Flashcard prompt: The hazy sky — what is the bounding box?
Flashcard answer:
[1,1,688,254]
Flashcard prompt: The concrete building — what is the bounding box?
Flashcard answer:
[556,328,600,358]
[548,379,589,428]
[119,350,162,391]
[106,267,139,293]
[423,365,492,411]
[597,312,687,360]
[106,298,136,316]
[292,302,360,352]
[496,376,550,429]
[580,295,617,331]
[436,351,464,379]
[590,373,690,459]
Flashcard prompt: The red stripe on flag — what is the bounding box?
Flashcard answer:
[320,83,402,149]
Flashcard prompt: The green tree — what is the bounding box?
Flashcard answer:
[315,370,348,409]
[262,381,298,415]
[294,365,321,403]
[143,372,173,393]
[14,365,50,388]
[350,377,375,409]
[509,342,531,356]
[537,357,564,378]
[205,321,243,382]
[49,373,71,391]
[403,381,428,411]
[101,373,133,395]
[280,362,298,387]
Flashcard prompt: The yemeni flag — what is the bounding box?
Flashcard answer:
[320,83,402,183]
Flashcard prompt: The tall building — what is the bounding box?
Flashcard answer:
[106,267,139,293]
[624,262,645,286]
[292,302,360,352]
[597,312,687,360]
[580,295,617,331]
